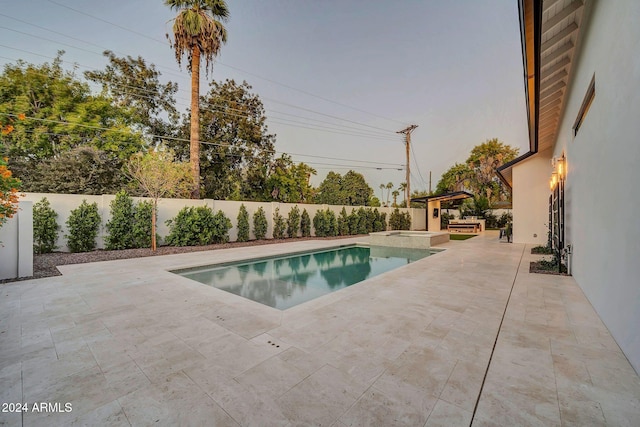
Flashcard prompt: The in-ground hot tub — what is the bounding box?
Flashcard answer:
[369,230,449,249]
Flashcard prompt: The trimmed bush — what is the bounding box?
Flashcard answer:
[273,207,286,239]
[286,206,301,238]
[237,204,250,242]
[165,206,231,246]
[132,201,153,248]
[33,197,59,254]
[105,191,134,250]
[253,207,268,240]
[66,200,101,253]
[337,207,349,236]
[313,209,338,237]
[356,207,368,234]
[300,209,311,237]
[389,208,411,230]
[373,208,387,232]
[348,209,359,235]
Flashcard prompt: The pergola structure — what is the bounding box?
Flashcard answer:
[410,191,474,231]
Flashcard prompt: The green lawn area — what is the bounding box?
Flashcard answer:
[449,234,476,241]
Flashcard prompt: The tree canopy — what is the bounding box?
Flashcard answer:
[316,170,374,206]
[436,138,518,206]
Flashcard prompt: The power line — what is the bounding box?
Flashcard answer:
[410,142,428,188]
[10,118,405,167]
[43,0,408,127]
[0,49,399,142]
[0,45,399,138]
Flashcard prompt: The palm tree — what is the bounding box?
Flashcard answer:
[392,190,400,207]
[379,183,385,205]
[385,182,394,206]
[398,182,407,206]
[165,0,229,199]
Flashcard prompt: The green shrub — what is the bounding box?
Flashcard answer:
[497,212,513,228]
[237,204,250,242]
[286,206,301,238]
[313,209,338,237]
[389,208,411,230]
[300,209,311,237]
[66,200,101,253]
[348,209,359,235]
[253,207,268,240]
[356,207,368,234]
[373,208,386,232]
[337,207,350,236]
[273,207,286,239]
[165,206,231,246]
[33,197,59,254]
[105,191,134,250]
[132,201,153,248]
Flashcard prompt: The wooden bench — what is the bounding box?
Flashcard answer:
[447,223,480,233]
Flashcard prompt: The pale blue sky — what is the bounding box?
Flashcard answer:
[0,0,528,193]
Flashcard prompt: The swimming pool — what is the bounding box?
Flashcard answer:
[172,245,439,310]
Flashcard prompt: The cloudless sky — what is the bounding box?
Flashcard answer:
[0,0,528,195]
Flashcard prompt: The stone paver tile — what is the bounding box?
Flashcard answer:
[23,365,117,424]
[475,375,561,426]
[234,354,312,398]
[439,359,486,412]
[340,387,429,427]
[184,363,291,427]
[277,364,367,427]
[558,397,606,426]
[22,345,98,394]
[380,347,457,397]
[424,399,472,427]
[118,371,238,427]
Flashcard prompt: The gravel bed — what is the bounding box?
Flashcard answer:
[2,235,365,283]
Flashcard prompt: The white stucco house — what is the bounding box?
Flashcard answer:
[498,0,640,372]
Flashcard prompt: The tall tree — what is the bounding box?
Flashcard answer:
[316,170,374,206]
[0,54,145,186]
[166,0,229,199]
[266,154,316,203]
[172,79,276,200]
[435,138,519,206]
[84,51,179,143]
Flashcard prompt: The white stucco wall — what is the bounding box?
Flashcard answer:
[547,0,640,372]
[512,154,551,245]
[0,201,33,280]
[22,193,422,252]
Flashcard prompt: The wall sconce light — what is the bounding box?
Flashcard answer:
[556,156,566,180]
[550,171,558,191]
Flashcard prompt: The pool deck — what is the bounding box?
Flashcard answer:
[1,231,639,426]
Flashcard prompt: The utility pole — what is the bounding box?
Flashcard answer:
[429,170,432,194]
[397,125,418,205]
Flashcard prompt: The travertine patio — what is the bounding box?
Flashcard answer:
[1,232,639,426]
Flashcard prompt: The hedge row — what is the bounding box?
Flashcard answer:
[31,197,409,253]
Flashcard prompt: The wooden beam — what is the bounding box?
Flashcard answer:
[541,57,571,80]
[541,81,566,100]
[543,0,583,34]
[542,22,579,53]
[542,41,573,65]
[540,98,562,112]
[541,70,567,88]
[540,91,563,108]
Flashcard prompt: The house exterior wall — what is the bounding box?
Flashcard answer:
[548,0,640,372]
[512,154,551,245]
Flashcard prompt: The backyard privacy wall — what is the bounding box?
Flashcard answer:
[22,193,427,252]
[0,201,33,280]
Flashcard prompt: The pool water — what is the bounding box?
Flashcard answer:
[173,245,438,310]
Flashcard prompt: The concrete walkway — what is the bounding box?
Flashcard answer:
[1,232,638,426]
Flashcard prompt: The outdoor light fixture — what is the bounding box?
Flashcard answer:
[556,156,566,180]
[550,171,558,191]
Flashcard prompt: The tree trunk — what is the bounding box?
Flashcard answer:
[190,47,201,199]
[151,199,157,251]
